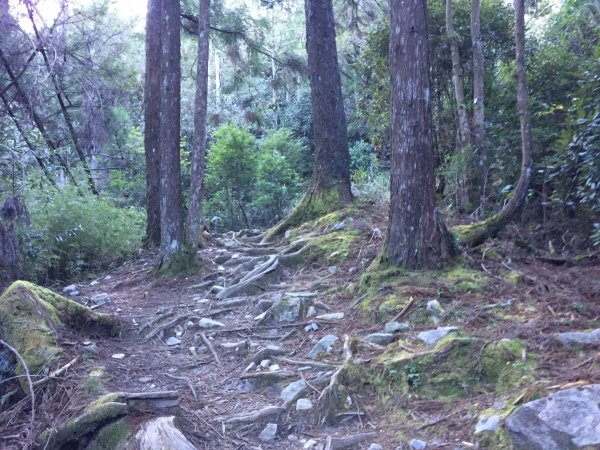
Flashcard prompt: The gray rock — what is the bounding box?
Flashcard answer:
[304,323,319,332]
[198,318,225,328]
[316,312,344,320]
[475,414,501,433]
[258,423,277,442]
[417,326,460,345]
[555,329,600,346]
[384,321,410,333]
[365,333,396,346]
[308,335,338,359]
[261,297,313,323]
[63,284,78,294]
[426,299,443,315]
[410,439,427,449]
[165,337,181,346]
[506,384,600,449]
[281,379,308,406]
[138,376,152,383]
[331,222,346,231]
[90,293,111,306]
[368,445,383,450]
[89,280,99,287]
[296,398,313,411]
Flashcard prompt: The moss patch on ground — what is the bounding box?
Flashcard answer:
[371,335,536,402]
[358,257,489,320]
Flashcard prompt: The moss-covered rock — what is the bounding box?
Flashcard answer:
[36,401,129,450]
[375,335,535,401]
[86,418,132,450]
[0,280,120,391]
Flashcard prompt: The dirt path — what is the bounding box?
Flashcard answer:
[74,229,388,449]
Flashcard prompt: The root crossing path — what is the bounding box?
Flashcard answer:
[86,229,386,449]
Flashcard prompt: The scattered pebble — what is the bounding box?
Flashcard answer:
[327,266,337,275]
[417,327,460,345]
[138,376,152,383]
[304,323,319,332]
[365,332,396,346]
[296,398,313,411]
[308,335,339,359]
[111,353,125,359]
[198,318,225,328]
[165,337,181,346]
[260,359,271,368]
[368,444,383,450]
[269,364,281,371]
[410,438,427,449]
[384,321,410,333]
[258,423,277,442]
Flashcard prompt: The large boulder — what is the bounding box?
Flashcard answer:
[0,280,119,390]
[506,384,600,449]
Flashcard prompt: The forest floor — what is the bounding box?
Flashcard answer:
[3,205,600,449]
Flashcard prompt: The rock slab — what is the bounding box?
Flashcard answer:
[506,384,600,449]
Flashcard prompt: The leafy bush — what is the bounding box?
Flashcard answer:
[20,187,144,282]
[204,125,306,230]
[349,140,378,174]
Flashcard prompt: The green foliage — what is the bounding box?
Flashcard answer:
[204,125,305,230]
[19,188,145,282]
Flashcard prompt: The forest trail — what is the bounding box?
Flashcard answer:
[76,227,390,449]
[8,212,600,450]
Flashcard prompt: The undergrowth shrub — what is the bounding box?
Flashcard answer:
[20,187,144,282]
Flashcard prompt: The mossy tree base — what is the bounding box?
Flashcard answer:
[154,244,199,277]
[0,281,120,391]
[262,185,352,242]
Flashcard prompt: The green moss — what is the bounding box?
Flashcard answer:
[373,336,536,402]
[482,339,536,394]
[502,270,523,285]
[0,281,119,391]
[86,418,132,450]
[36,401,128,450]
[155,244,199,277]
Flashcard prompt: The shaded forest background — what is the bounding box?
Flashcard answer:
[0,0,598,283]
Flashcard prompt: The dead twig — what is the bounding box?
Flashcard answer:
[392,296,415,322]
[32,356,79,387]
[199,332,221,366]
[0,339,35,443]
[164,373,198,400]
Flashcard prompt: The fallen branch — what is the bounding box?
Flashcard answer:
[164,373,198,400]
[0,339,35,441]
[325,432,377,450]
[392,296,415,322]
[239,371,296,382]
[221,405,285,425]
[199,332,221,366]
[33,356,79,386]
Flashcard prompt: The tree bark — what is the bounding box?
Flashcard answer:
[446,0,472,210]
[454,0,533,247]
[159,0,184,255]
[185,0,210,247]
[471,0,487,214]
[144,0,163,247]
[387,0,452,269]
[304,0,352,206]
[261,0,352,241]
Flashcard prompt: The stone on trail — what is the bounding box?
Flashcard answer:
[384,321,410,333]
[410,438,427,449]
[260,296,313,324]
[506,384,600,449]
[90,293,111,306]
[308,335,339,359]
[475,414,501,434]
[198,318,225,328]
[63,284,78,294]
[555,329,600,347]
[296,398,313,411]
[259,423,278,442]
[112,353,125,359]
[304,322,319,332]
[165,337,181,346]
[417,326,460,345]
[368,444,383,450]
[316,312,344,320]
[281,379,308,406]
[365,333,396,346]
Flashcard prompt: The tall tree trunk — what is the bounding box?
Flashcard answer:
[23,0,98,196]
[263,0,352,240]
[387,0,452,269]
[144,0,163,247]
[454,0,533,247]
[304,0,352,206]
[471,0,487,215]
[159,0,184,255]
[185,0,210,247]
[446,0,472,210]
